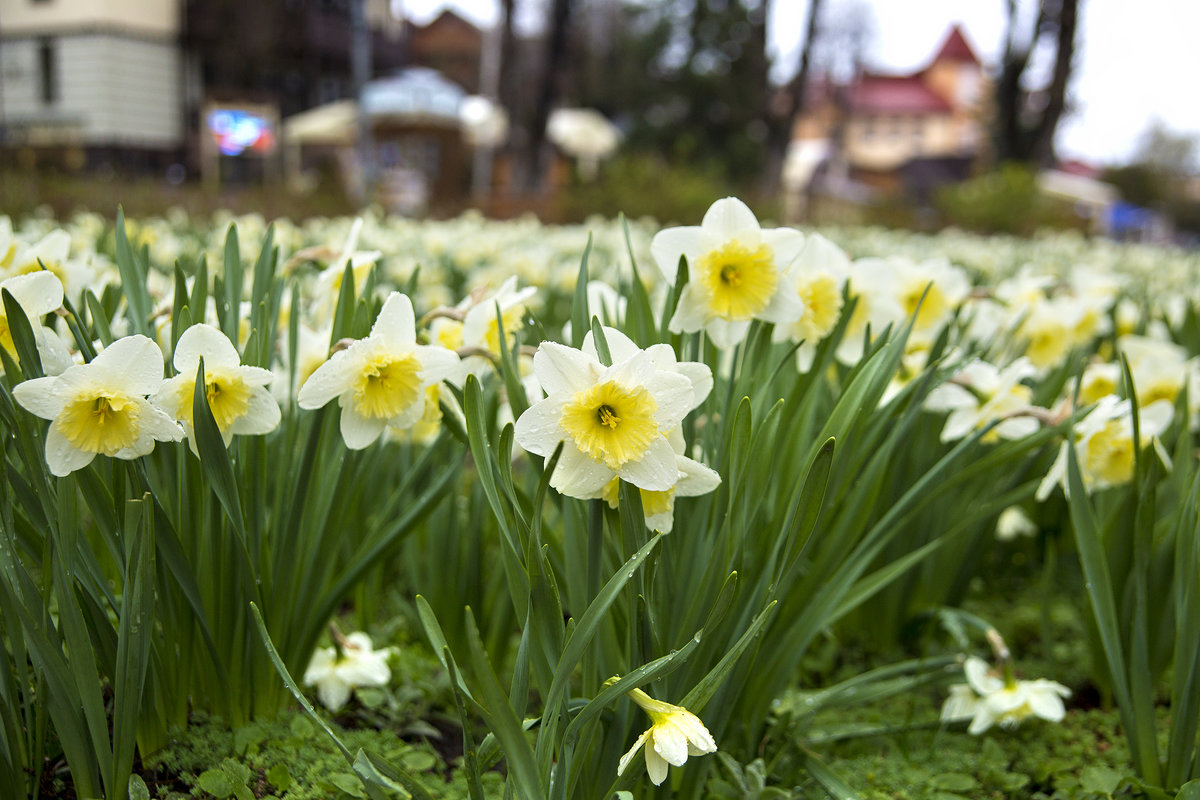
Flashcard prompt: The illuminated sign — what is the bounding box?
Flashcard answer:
[206,109,276,156]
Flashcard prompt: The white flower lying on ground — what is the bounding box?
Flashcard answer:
[13,335,184,476]
[297,292,460,449]
[154,323,281,455]
[617,686,717,786]
[303,632,393,712]
[514,326,701,498]
[941,656,1070,735]
[995,506,1038,541]
[650,197,805,347]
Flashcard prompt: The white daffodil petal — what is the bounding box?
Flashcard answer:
[701,197,760,242]
[649,226,705,284]
[297,353,352,409]
[618,730,651,777]
[533,341,597,396]
[651,721,690,767]
[372,293,418,351]
[617,436,679,492]
[12,375,66,419]
[95,335,167,396]
[340,406,389,450]
[173,323,242,372]
[644,742,670,786]
[551,446,616,497]
[44,426,97,476]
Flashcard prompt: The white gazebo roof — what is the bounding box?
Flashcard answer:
[361,67,466,125]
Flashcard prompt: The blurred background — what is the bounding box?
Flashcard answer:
[1,0,1197,241]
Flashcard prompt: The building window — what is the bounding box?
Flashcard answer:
[38,38,57,105]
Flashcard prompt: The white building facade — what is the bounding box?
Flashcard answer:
[0,0,184,152]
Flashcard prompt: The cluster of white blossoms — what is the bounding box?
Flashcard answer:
[941,656,1071,735]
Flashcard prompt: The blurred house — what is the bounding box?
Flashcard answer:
[0,0,185,169]
[789,24,986,200]
[406,10,483,95]
[0,0,407,173]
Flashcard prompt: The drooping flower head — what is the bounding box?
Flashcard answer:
[297,292,460,449]
[650,197,805,347]
[617,687,717,786]
[153,323,281,455]
[13,335,184,476]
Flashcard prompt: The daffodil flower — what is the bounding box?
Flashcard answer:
[514,325,697,498]
[0,270,74,375]
[1036,394,1173,500]
[617,687,717,785]
[153,323,281,455]
[924,358,1041,443]
[940,656,1070,735]
[303,631,393,712]
[650,197,805,347]
[13,335,184,476]
[297,292,460,449]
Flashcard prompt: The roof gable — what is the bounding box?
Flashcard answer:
[929,24,979,66]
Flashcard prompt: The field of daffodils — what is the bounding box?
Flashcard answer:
[1,199,1199,799]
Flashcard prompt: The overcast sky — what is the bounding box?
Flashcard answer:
[398,0,1200,167]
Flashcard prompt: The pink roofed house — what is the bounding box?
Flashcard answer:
[790,24,987,193]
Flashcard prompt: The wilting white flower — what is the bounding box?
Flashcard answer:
[617,687,717,786]
[13,335,184,476]
[298,293,459,449]
[650,197,805,347]
[154,323,281,455]
[303,632,393,711]
[941,656,1070,735]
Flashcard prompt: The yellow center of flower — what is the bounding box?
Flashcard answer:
[1023,320,1070,370]
[175,372,255,433]
[796,274,843,341]
[352,353,422,419]
[56,392,141,455]
[698,240,778,321]
[484,306,525,355]
[1140,379,1179,407]
[561,381,659,468]
[901,281,950,330]
[1085,420,1135,487]
[1079,373,1117,406]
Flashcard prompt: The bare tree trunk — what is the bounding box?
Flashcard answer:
[517,0,572,192]
[760,0,823,196]
[1029,0,1078,165]
[992,0,1079,166]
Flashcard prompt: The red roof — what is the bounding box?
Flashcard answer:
[929,24,979,65]
[850,75,952,114]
